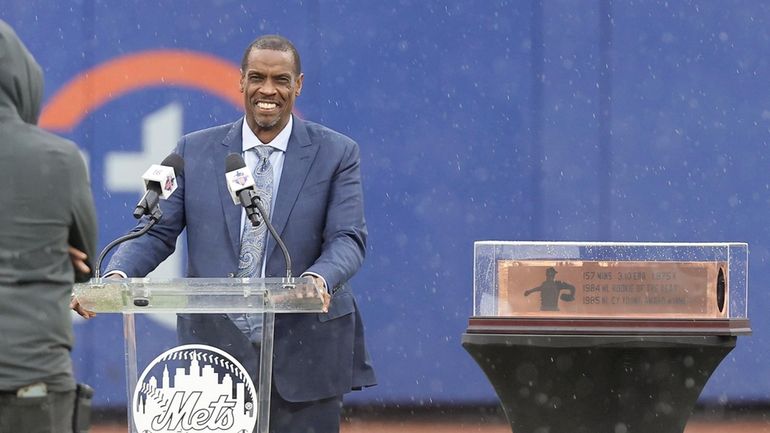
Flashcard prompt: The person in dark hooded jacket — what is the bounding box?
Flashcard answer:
[0,19,97,433]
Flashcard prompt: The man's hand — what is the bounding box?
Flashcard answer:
[71,273,124,318]
[69,246,95,318]
[68,246,90,275]
[70,297,96,319]
[309,275,331,313]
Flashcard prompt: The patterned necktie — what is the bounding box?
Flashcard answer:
[230,145,274,343]
[236,145,275,278]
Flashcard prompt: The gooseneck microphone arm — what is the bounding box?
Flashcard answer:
[93,217,159,279]
[250,191,292,280]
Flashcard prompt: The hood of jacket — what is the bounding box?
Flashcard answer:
[0,19,43,125]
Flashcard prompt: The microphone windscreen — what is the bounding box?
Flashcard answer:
[160,153,185,176]
[225,153,247,172]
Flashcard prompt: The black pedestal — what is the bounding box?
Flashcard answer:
[463,331,737,433]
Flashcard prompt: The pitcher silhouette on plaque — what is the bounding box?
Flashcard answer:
[524,267,576,311]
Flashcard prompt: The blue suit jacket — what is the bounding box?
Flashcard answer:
[107,117,376,401]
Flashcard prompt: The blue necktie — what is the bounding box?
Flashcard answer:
[230,145,274,342]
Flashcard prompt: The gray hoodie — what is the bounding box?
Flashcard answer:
[0,19,97,392]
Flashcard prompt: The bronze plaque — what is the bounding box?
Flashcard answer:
[497,260,728,318]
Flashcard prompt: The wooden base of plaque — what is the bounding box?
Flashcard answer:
[466,317,751,336]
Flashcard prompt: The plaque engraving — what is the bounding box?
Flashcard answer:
[497,260,727,318]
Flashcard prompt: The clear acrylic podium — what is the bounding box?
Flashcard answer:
[74,277,324,433]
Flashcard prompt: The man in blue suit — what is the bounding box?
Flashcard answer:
[106,34,376,432]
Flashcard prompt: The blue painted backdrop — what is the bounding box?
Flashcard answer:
[3,0,770,408]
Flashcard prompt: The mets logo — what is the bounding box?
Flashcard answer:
[132,344,257,433]
[38,49,301,132]
[39,50,242,131]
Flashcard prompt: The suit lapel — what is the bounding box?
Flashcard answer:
[216,119,245,258]
[267,118,318,261]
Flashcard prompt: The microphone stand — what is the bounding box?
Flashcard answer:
[247,190,292,281]
[93,207,162,278]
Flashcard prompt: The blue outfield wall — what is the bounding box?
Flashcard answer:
[3,0,770,408]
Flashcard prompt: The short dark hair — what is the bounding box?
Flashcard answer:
[241,34,302,75]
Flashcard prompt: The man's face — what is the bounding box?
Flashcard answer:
[240,48,303,142]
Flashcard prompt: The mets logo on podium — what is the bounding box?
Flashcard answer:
[133,344,257,433]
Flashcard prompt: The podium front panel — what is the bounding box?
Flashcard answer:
[126,313,265,433]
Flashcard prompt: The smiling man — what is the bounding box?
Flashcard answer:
[241,41,302,136]
[106,35,376,432]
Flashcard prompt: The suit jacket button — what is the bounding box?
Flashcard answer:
[227,272,235,278]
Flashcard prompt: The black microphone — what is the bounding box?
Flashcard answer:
[224,153,293,279]
[133,153,184,220]
[94,153,184,278]
[224,153,261,226]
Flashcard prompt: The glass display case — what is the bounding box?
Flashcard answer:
[471,241,749,335]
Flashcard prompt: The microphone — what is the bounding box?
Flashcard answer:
[93,153,184,278]
[224,153,293,279]
[224,153,262,226]
[133,153,184,220]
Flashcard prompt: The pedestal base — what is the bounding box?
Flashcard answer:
[463,333,736,433]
